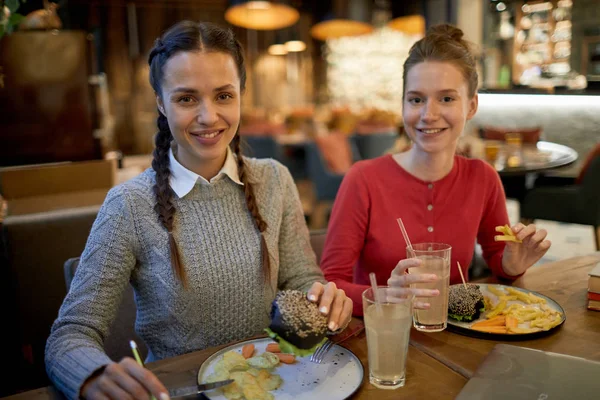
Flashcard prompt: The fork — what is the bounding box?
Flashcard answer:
[310,339,335,364]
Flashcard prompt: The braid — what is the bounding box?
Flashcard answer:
[231,135,270,282]
[152,112,187,288]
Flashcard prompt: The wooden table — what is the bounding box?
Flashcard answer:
[6,333,466,400]
[9,252,599,399]
[410,252,600,378]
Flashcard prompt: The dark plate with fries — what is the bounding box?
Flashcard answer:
[446,284,566,341]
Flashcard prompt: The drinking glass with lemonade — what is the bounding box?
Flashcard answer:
[407,243,452,332]
[362,287,413,389]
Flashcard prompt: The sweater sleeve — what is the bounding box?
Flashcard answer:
[476,163,521,280]
[45,185,138,400]
[275,164,326,292]
[320,163,371,316]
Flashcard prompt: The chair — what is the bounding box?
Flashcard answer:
[64,257,148,361]
[352,132,398,160]
[242,136,282,160]
[520,152,600,250]
[305,140,360,229]
[0,159,115,216]
[2,206,100,391]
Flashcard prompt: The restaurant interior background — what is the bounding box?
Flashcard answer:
[0,0,599,396]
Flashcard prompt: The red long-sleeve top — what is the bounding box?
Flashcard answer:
[321,154,517,316]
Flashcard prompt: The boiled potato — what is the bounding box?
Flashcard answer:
[223,351,249,371]
[256,370,282,391]
[241,382,273,400]
[247,352,279,369]
[222,382,244,400]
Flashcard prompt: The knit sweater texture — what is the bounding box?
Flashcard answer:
[45,158,324,399]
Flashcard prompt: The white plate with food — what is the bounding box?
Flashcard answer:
[446,283,566,339]
[197,337,364,400]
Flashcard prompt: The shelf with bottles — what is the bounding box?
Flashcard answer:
[512,0,573,86]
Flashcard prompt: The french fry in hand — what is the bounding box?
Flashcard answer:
[494,224,522,243]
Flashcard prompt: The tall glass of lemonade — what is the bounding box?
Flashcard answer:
[363,287,413,389]
[407,243,451,332]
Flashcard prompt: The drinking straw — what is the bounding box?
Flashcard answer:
[396,218,414,255]
[457,261,468,290]
[369,272,383,315]
[130,340,157,400]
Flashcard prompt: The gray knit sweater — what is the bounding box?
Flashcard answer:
[45,158,325,399]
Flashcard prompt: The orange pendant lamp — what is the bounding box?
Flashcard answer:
[310,19,374,41]
[386,15,425,36]
[225,1,300,31]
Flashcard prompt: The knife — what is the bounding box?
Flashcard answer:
[168,379,234,399]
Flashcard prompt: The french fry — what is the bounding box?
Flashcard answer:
[494,225,522,243]
[506,288,532,304]
[265,343,281,353]
[528,292,546,304]
[498,295,518,302]
[488,286,507,297]
[508,326,541,334]
[486,300,507,319]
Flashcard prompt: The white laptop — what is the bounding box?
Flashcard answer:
[456,344,600,399]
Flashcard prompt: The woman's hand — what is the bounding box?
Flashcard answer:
[307,282,353,332]
[502,223,551,276]
[387,258,440,310]
[81,357,169,400]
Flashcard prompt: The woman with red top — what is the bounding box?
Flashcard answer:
[320,24,552,316]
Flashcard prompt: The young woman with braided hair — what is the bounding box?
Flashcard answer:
[46,20,352,400]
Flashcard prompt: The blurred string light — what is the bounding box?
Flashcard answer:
[268,44,288,55]
[285,40,306,52]
[496,2,507,12]
[325,27,421,115]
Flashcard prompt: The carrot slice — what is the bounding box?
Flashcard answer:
[506,316,518,329]
[266,343,281,353]
[471,316,506,328]
[242,344,255,359]
[471,325,507,334]
[275,353,296,364]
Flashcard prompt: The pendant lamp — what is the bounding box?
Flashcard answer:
[310,19,374,41]
[225,1,300,31]
[386,15,425,36]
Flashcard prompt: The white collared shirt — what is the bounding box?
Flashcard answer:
[169,146,243,198]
